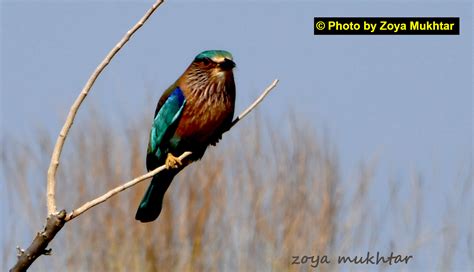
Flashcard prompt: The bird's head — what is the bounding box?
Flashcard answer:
[192,50,236,78]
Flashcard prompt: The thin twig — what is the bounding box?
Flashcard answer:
[65,79,279,221]
[66,152,192,221]
[46,0,165,215]
[230,79,279,128]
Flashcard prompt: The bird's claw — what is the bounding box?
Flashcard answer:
[165,153,182,169]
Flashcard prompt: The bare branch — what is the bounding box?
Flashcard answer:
[230,79,279,129]
[12,2,165,271]
[66,152,192,221]
[10,211,67,272]
[46,0,164,215]
[13,0,279,269]
[65,78,279,221]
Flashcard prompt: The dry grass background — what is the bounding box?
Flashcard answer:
[1,108,472,271]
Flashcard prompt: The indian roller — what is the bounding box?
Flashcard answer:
[135,50,236,222]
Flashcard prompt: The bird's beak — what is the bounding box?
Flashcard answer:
[219,58,236,70]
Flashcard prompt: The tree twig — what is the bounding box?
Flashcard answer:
[12,0,280,269]
[46,0,165,215]
[10,211,67,272]
[11,1,165,271]
[65,152,192,221]
[230,79,279,128]
[65,78,279,221]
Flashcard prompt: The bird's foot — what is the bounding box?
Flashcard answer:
[165,153,183,169]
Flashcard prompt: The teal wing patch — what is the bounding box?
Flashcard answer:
[148,87,186,159]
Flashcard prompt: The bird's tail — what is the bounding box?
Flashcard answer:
[135,170,176,223]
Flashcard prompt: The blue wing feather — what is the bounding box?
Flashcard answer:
[148,87,186,159]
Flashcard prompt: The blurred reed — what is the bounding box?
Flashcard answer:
[1,108,472,271]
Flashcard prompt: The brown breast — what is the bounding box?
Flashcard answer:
[174,72,235,145]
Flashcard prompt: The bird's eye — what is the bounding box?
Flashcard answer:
[201,57,211,65]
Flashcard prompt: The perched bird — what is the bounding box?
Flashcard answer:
[135,50,236,223]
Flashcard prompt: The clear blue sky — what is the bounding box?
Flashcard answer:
[1,0,472,270]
